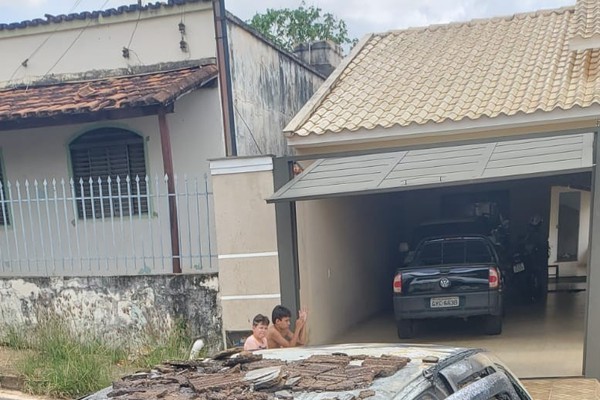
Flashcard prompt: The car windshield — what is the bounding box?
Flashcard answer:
[415,238,493,265]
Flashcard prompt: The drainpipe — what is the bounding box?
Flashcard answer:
[158,107,182,274]
[212,0,237,156]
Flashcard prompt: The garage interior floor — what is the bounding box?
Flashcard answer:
[332,282,586,378]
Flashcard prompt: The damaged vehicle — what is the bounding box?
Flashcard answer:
[81,343,532,399]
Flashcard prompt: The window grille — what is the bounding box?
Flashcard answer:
[70,128,148,218]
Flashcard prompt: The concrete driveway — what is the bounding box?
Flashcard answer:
[333,288,585,378]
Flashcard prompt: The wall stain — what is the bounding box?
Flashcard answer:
[0,274,222,351]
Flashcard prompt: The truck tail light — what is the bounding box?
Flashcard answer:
[489,267,500,289]
[393,273,402,293]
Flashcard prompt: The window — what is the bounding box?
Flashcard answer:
[70,128,148,218]
[0,159,8,225]
[416,239,494,265]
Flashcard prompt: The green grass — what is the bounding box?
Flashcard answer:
[2,318,198,399]
[134,320,195,369]
[1,325,31,350]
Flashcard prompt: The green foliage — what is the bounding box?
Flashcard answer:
[248,1,357,51]
[14,319,125,398]
[134,319,196,369]
[1,326,31,350]
[4,318,200,399]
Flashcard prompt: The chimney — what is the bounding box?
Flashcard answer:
[293,40,343,77]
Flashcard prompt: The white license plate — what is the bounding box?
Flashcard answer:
[513,262,525,273]
[430,297,459,308]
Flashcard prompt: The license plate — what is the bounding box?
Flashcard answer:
[430,297,459,308]
[513,262,525,273]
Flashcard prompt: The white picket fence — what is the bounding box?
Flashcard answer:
[0,174,217,276]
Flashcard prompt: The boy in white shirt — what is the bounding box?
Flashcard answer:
[243,314,269,351]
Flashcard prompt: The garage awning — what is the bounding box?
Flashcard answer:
[268,133,594,203]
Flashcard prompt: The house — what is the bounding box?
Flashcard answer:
[0,0,329,277]
[210,0,600,378]
[0,0,331,347]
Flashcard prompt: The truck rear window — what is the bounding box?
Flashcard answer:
[415,239,494,265]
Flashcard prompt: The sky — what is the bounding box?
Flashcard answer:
[0,0,576,41]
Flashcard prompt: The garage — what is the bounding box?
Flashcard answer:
[269,132,592,378]
[220,0,600,380]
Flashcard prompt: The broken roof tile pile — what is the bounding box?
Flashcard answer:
[288,1,600,136]
[0,65,217,123]
[103,349,409,400]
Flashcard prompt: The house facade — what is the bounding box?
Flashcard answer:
[0,0,325,277]
[210,0,600,378]
[0,0,331,347]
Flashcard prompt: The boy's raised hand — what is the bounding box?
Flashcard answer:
[298,307,308,323]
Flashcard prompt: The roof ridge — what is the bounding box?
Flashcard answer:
[0,0,210,31]
[1,59,216,90]
[375,5,575,37]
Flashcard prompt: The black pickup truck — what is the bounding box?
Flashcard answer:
[393,235,506,339]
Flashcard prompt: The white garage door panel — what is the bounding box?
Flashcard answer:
[482,159,588,178]
[316,159,394,171]
[493,135,583,152]
[404,148,486,162]
[490,143,584,160]
[393,157,479,170]
[268,133,594,203]
[486,151,584,168]
[306,166,386,179]
[389,163,480,178]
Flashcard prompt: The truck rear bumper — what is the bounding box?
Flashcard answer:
[394,290,502,321]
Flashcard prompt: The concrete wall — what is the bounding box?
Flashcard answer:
[227,19,325,157]
[296,194,395,344]
[0,2,215,85]
[210,157,281,341]
[0,273,222,350]
[0,89,224,276]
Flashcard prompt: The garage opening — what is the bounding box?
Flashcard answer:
[270,133,592,378]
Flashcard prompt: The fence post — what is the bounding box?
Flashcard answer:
[158,108,182,274]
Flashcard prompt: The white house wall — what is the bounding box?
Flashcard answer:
[0,3,216,85]
[0,89,224,276]
[227,21,325,157]
[296,195,394,345]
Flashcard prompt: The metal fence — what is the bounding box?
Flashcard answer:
[0,174,217,277]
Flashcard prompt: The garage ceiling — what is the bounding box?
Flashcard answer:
[268,133,594,203]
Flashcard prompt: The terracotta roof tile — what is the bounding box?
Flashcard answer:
[572,0,600,40]
[0,65,217,123]
[286,4,600,137]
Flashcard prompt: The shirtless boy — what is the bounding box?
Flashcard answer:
[266,305,308,348]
